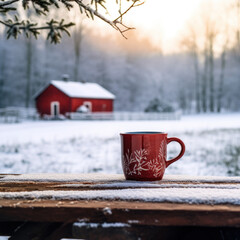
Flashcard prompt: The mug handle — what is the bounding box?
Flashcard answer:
[166,137,185,168]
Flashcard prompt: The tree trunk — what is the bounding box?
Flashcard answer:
[0,46,6,108]
[73,23,83,82]
[74,50,80,82]
[217,49,226,113]
[25,36,32,108]
[236,0,240,90]
[208,38,215,112]
[44,40,50,82]
[202,49,208,112]
[179,89,187,113]
[236,0,240,59]
[193,51,201,113]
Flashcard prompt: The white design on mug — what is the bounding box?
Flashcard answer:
[146,158,163,177]
[123,149,148,175]
[123,140,166,176]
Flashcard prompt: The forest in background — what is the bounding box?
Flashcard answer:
[0,1,240,113]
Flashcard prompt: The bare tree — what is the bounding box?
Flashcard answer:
[183,1,231,113]
[181,26,201,113]
[216,5,230,113]
[217,43,227,112]
[201,43,208,113]
[25,36,32,108]
[0,39,6,108]
[193,44,201,113]
[200,8,218,113]
[43,40,50,81]
[235,0,240,60]
[207,24,217,112]
[73,18,84,82]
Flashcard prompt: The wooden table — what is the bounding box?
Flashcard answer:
[0,173,240,240]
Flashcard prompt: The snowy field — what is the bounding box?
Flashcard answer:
[0,113,240,176]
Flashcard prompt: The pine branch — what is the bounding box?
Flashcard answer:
[0,18,74,43]
[0,0,18,7]
[0,0,144,42]
[0,0,18,12]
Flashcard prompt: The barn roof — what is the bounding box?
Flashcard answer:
[35,80,115,99]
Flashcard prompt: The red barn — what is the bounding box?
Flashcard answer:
[35,80,115,117]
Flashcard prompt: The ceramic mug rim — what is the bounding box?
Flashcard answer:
[120,131,166,135]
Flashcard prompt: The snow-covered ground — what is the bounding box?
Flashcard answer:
[0,113,240,176]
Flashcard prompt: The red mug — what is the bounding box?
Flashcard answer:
[120,132,185,181]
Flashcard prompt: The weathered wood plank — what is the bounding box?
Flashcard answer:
[0,200,240,227]
[0,180,239,192]
[1,174,240,228]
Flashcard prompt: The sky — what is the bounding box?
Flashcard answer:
[122,0,203,51]
[1,0,235,55]
[86,0,236,54]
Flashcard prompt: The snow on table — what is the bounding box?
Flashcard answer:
[0,173,125,182]
[1,173,240,205]
[1,172,240,183]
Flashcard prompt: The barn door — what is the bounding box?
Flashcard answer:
[51,102,60,116]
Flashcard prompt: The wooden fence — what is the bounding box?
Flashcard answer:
[0,107,38,123]
[67,111,181,121]
[0,108,181,122]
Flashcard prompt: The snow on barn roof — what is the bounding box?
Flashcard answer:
[50,80,115,99]
[34,80,115,99]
